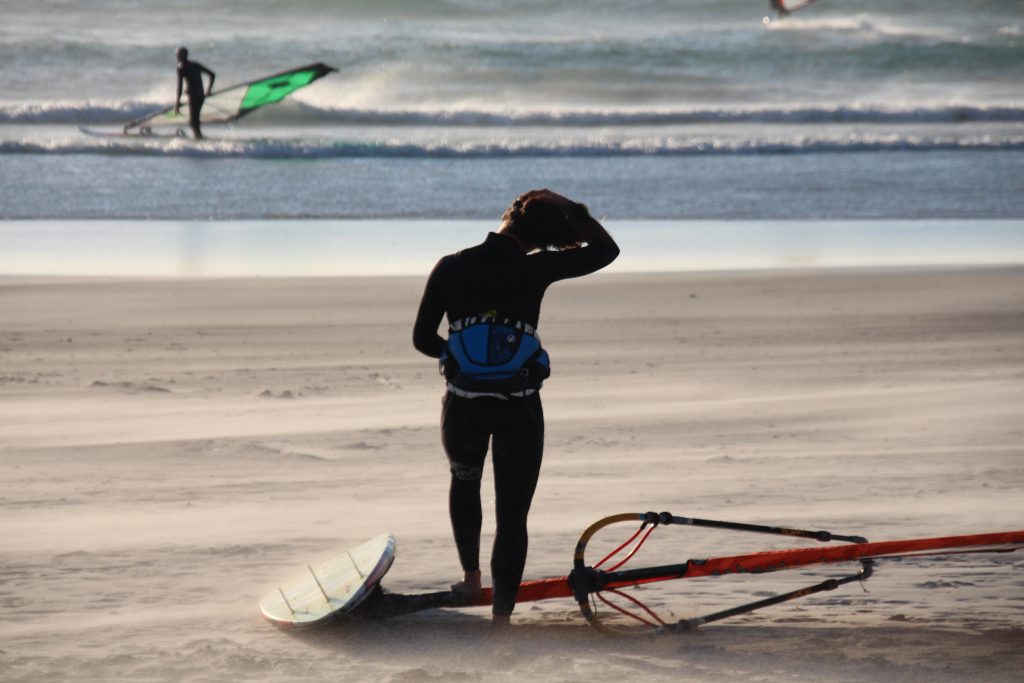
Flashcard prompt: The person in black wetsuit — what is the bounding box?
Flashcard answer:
[412,189,619,627]
[174,47,215,139]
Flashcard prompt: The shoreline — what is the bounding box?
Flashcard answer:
[3,261,1024,284]
[2,218,1023,278]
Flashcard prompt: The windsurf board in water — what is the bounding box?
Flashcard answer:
[78,125,194,139]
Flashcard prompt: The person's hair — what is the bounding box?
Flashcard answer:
[176,46,188,58]
[501,195,590,251]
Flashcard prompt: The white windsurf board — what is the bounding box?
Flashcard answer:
[259,532,396,629]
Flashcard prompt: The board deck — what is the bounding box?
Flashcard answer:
[259,532,396,629]
[78,126,192,139]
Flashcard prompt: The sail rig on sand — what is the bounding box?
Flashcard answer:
[260,511,1024,635]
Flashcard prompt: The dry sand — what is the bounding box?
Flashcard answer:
[2,267,1023,682]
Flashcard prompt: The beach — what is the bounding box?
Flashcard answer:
[2,267,1022,682]
[2,0,1023,679]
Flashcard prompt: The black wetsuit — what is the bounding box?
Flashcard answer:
[176,60,213,137]
[413,231,619,615]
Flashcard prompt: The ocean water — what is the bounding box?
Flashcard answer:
[1,0,1022,266]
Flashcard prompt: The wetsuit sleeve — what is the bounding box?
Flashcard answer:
[197,62,215,93]
[531,215,620,283]
[412,258,448,358]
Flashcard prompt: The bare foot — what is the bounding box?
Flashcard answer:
[450,569,482,600]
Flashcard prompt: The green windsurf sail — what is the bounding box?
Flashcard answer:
[124,62,336,135]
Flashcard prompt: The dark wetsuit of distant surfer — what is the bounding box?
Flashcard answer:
[770,0,818,18]
[770,0,791,18]
[174,47,215,139]
[413,189,619,627]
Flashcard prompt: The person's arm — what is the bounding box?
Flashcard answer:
[568,201,617,250]
[174,68,183,113]
[200,64,215,95]
[412,260,448,359]
[532,197,620,281]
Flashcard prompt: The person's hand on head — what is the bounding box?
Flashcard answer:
[518,189,571,211]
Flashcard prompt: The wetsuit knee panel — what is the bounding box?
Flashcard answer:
[449,461,484,482]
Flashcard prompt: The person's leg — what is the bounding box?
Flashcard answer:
[188,93,204,139]
[441,393,491,585]
[489,394,544,619]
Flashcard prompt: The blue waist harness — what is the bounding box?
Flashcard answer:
[440,316,550,397]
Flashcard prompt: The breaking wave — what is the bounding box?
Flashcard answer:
[5,134,1023,159]
[4,102,1024,127]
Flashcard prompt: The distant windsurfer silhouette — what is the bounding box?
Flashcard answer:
[174,47,215,139]
[770,0,818,19]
